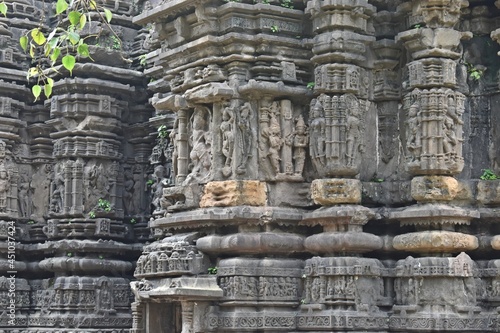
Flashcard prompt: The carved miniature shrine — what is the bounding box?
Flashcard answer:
[2,0,500,332]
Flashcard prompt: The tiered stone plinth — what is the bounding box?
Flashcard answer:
[206,258,303,332]
[390,253,490,332]
[299,179,388,331]
[298,257,389,332]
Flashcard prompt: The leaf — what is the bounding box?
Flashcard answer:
[32,84,42,101]
[27,67,39,78]
[68,11,81,26]
[77,43,89,57]
[0,2,7,17]
[44,82,53,98]
[89,0,96,9]
[31,28,46,46]
[50,47,61,64]
[68,31,80,45]
[79,13,87,30]
[19,35,28,52]
[62,54,76,75]
[29,44,35,58]
[103,8,112,23]
[56,0,68,14]
[48,36,59,49]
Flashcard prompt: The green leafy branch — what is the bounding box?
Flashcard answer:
[98,198,112,212]
[464,62,484,81]
[480,169,499,180]
[14,0,123,101]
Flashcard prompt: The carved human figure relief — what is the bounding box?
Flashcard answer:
[403,89,465,174]
[151,165,167,213]
[287,115,308,176]
[86,163,110,210]
[309,94,366,176]
[18,173,34,218]
[406,100,422,162]
[0,164,10,213]
[236,102,253,175]
[345,100,364,166]
[122,168,135,215]
[50,165,64,214]
[220,105,235,177]
[262,113,283,175]
[309,99,326,170]
[185,106,212,184]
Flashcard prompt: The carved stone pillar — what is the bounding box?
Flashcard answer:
[372,37,403,179]
[388,4,483,329]
[396,0,471,175]
[176,108,189,184]
[307,0,375,178]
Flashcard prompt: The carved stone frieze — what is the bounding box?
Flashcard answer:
[403,88,465,175]
[309,94,368,177]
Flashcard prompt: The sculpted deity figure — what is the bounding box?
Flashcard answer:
[309,100,326,166]
[286,115,308,176]
[406,101,422,161]
[236,102,253,175]
[262,115,282,175]
[50,171,64,213]
[151,165,169,213]
[186,107,212,184]
[443,118,458,156]
[18,174,32,217]
[447,96,463,126]
[123,169,135,215]
[345,103,364,166]
[220,106,235,177]
[88,164,110,200]
[0,165,9,213]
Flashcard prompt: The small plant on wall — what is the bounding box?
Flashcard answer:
[480,169,499,180]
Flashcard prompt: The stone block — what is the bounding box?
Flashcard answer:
[196,232,304,255]
[311,178,361,205]
[200,180,267,208]
[411,176,459,202]
[268,182,313,208]
[477,180,500,205]
[491,235,500,250]
[393,231,478,253]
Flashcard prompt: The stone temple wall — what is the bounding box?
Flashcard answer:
[2,0,500,332]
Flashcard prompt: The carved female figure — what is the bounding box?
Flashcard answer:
[309,100,326,166]
[51,173,64,213]
[187,107,212,183]
[345,103,363,166]
[18,175,31,217]
[406,101,422,161]
[122,169,135,215]
[443,118,458,156]
[288,115,308,175]
[151,165,165,213]
[262,115,282,175]
[220,106,235,177]
[236,102,253,175]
